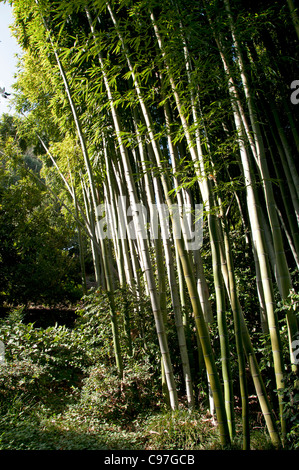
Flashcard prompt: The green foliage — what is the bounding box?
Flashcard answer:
[143,409,218,450]
[78,360,158,424]
[0,294,160,449]
[277,288,299,321]
[0,0,298,450]
[0,307,91,395]
[279,368,299,449]
[274,289,299,448]
[0,290,296,450]
[0,116,82,306]
[75,287,160,364]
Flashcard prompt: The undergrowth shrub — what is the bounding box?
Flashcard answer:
[0,360,45,408]
[74,287,160,364]
[78,359,159,424]
[0,298,164,449]
[143,409,219,450]
[0,306,92,404]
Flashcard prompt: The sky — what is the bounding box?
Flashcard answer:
[0,1,22,116]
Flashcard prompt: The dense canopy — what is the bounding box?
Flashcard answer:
[0,0,298,450]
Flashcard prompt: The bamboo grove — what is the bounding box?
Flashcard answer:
[6,0,299,449]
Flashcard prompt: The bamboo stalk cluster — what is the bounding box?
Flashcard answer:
[11,0,299,448]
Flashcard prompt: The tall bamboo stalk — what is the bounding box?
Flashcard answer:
[224,0,293,302]
[86,7,179,409]
[35,0,124,376]
[208,9,287,437]
[150,9,235,440]
[105,3,196,406]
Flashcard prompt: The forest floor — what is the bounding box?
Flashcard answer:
[0,305,287,451]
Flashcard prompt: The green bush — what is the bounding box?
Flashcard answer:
[75,287,161,370]
[0,307,92,401]
[0,298,162,450]
[0,129,82,307]
[0,360,45,407]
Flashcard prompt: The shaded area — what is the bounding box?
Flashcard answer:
[23,306,77,328]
